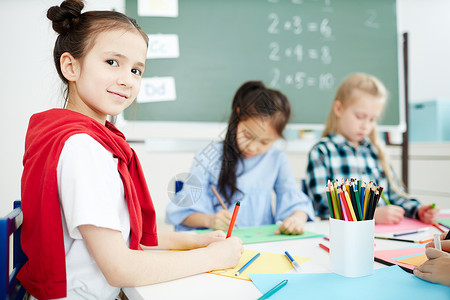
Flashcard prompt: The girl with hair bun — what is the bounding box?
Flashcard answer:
[20,1,242,298]
[166,81,314,233]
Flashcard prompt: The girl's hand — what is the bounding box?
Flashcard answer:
[210,209,232,231]
[374,205,405,224]
[418,204,440,224]
[275,211,307,235]
[414,247,450,286]
[425,231,450,252]
[206,236,243,270]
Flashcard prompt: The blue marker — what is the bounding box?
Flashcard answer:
[235,253,260,276]
[284,251,301,272]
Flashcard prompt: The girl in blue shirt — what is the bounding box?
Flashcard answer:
[166,81,314,232]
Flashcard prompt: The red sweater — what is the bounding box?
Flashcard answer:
[19,109,158,299]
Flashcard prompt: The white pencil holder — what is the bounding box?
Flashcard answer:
[329,218,374,277]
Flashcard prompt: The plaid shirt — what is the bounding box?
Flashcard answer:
[306,133,420,219]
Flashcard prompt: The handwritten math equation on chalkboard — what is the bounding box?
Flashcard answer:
[266,0,335,92]
[125,0,400,126]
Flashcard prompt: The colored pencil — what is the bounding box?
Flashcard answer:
[360,183,366,218]
[432,223,445,233]
[419,238,433,244]
[439,222,450,230]
[369,190,381,220]
[380,190,390,205]
[319,243,330,252]
[393,228,428,237]
[235,252,260,276]
[343,189,357,221]
[353,183,363,221]
[226,201,240,238]
[326,184,335,219]
[375,236,418,243]
[337,187,350,221]
[333,181,342,219]
[257,279,288,300]
[210,185,227,210]
[366,187,375,220]
[349,184,358,220]
[363,182,372,219]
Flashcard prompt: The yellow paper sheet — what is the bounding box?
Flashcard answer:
[209,249,310,281]
[396,254,428,267]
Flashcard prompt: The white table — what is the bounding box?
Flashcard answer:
[124,220,444,300]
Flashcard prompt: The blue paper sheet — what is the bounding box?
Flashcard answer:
[250,266,450,300]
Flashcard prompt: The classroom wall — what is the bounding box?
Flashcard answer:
[1,0,450,219]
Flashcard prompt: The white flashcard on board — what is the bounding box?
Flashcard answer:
[147,34,179,59]
[138,0,178,17]
[137,77,176,103]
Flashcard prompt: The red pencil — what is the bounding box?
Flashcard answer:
[226,202,240,238]
[432,223,445,233]
[319,243,330,253]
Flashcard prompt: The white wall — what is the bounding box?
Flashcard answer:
[397,0,450,103]
[1,0,450,218]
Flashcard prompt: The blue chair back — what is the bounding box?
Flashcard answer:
[0,200,26,300]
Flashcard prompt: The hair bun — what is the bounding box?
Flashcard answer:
[47,0,84,34]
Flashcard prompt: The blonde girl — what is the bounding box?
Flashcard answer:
[306,73,439,224]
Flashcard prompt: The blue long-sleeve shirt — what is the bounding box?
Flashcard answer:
[166,142,314,231]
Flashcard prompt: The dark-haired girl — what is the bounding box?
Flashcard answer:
[166,81,314,233]
[20,1,242,298]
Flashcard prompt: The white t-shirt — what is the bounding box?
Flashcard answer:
[55,133,130,299]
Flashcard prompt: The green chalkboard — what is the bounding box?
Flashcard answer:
[124,0,400,126]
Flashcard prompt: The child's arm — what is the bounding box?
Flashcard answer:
[414,248,450,286]
[373,205,405,224]
[143,230,227,250]
[79,225,243,287]
[181,210,232,231]
[381,168,421,219]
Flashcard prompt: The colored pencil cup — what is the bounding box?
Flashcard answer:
[329,218,374,277]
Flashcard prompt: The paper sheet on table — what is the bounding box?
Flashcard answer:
[374,245,425,270]
[438,216,450,228]
[374,217,431,234]
[209,249,310,281]
[198,224,323,244]
[250,266,450,300]
[396,253,428,267]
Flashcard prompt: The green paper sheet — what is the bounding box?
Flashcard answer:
[197,224,323,244]
[438,217,450,228]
